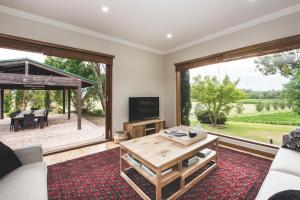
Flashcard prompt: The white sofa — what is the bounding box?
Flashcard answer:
[256,139,300,199]
[0,145,48,200]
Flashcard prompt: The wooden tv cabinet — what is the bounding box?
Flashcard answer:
[124,119,165,139]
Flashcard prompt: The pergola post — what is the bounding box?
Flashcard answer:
[62,89,66,114]
[77,82,82,130]
[25,61,29,75]
[0,89,4,119]
[68,89,71,120]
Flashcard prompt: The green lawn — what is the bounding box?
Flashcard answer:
[199,121,296,145]
[229,112,300,126]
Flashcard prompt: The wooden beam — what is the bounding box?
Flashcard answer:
[175,34,300,71]
[105,65,113,140]
[62,89,66,114]
[176,71,181,126]
[0,89,3,119]
[68,89,71,120]
[77,82,82,130]
[0,73,81,87]
[0,33,115,65]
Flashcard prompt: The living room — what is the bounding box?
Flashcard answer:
[1,1,300,200]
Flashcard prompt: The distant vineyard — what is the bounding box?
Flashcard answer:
[229,112,300,126]
[237,99,280,104]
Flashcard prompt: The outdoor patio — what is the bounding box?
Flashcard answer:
[0,113,105,153]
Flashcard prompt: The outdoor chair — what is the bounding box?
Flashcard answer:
[9,110,21,131]
[23,114,38,129]
[44,109,49,127]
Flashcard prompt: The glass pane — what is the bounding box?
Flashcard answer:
[0,48,106,152]
[185,49,300,146]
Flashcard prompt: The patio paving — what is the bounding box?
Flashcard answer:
[0,113,105,153]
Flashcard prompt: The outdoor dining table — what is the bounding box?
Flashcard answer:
[13,109,46,132]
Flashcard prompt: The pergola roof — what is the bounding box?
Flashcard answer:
[0,58,93,90]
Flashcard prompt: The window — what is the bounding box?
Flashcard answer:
[176,35,300,146]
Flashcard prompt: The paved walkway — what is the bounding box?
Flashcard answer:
[0,113,105,153]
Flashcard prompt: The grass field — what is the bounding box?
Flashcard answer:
[237,99,280,104]
[229,112,300,126]
[199,121,296,145]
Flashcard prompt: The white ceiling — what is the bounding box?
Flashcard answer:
[0,0,300,54]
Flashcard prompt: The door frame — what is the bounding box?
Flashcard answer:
[0,33,114,141]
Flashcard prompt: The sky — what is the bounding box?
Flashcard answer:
[190,57,290,91]
[0,47,290,91]
[0,48,45,62]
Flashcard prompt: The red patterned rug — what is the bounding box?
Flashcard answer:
[48,147,271,200]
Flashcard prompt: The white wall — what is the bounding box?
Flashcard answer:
[0,13,165,131]
[163,12,300,128]
[1,10,300,147]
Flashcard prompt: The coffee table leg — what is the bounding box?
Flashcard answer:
[156,169,162,200]
[120,148,125,173]
[179,162,185,189]
[214,139,220,164]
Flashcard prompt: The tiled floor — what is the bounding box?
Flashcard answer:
[0,113,105,154]
[44,141,119,165]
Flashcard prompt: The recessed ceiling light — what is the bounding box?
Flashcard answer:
[166,33,173,39]
[102,6,109,12]
[248,0,256,2]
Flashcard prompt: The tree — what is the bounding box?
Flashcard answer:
[4,90,13,113]
[44,91,51,110]
[90,63,106,112]
[283,72,300,114]
[181,70,192,125]
[235,103,245,114]
[44,57,106,114]
[255,49,300,78]
[255,50,300,113]
[256,101,264,112]
[272,100,279,110]
[265,102,271,111]
[279,100,286,109]
[191,75,245,127]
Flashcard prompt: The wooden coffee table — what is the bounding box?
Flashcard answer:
[120,133,219,200]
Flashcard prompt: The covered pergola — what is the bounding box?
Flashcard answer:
[0,58,93,130]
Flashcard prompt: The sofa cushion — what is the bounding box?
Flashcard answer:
[0,162,48,200]
[283,129,300,152]
[268,190,300,200]
[0,142,22,178]
[255,171,300,200]
[270,148,300,177]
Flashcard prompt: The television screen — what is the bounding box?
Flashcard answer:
[129,97,159,122]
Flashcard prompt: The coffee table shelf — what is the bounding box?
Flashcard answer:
[182,150,216,179]
[121,154,181,186]
[120,132,219,200]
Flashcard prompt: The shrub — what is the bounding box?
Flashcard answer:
[195,110,227,125]
[292,101,300,115]
[235,103,244,114]
[82,109,105,117]
[265,102,271,111]
[256,101,264,112]
[94,109,105,117]
[52,106,62,114]
[279,101,286,109]
[272,100,279,110]
[287,101,293,109]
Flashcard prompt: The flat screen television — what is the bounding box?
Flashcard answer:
[129,97,159,122]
